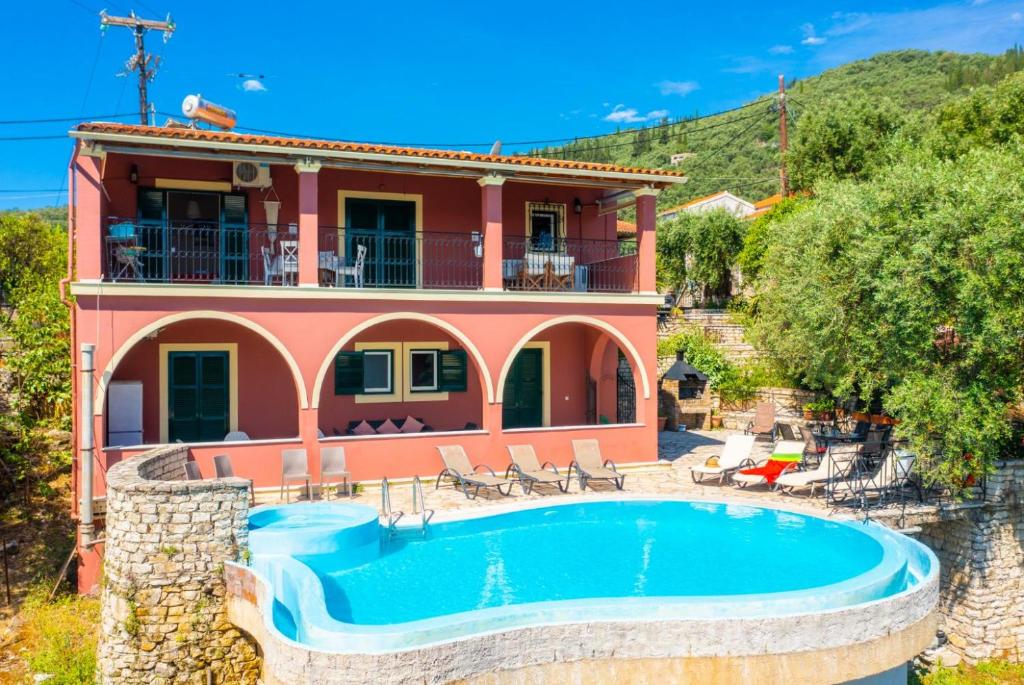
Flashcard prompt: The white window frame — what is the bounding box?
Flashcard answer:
[362,349,394,394]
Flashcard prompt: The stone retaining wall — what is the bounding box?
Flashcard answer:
[96,445,260,684]
[918,461,1024,664]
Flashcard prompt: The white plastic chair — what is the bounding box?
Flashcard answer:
[261,247,283,285]
[224,431,250,442]
[332,244,367,287]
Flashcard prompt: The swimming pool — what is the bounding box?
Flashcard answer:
[245,498,937,654]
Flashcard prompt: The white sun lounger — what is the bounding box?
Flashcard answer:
[689,434,756,485]
[775,444,860,497]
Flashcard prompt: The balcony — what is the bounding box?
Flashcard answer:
[101,218,639,294]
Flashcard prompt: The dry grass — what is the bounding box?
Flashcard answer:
[0,585,99,684]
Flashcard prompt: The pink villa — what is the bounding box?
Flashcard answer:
[66,122,686,591]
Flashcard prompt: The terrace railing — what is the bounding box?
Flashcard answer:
[502,236,638,293]
[103,218,294,285]
[101,218,639,294]
[319,228,482,290]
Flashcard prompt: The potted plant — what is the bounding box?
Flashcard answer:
[709,408,723,429]
[657,412,668,432]
[802,403,816,421]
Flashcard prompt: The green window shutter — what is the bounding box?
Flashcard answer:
[137,189,165,222]
[222,193,247,226]
[334,351,364,395]
[438,349,467,392]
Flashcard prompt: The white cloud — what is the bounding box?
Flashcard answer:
[657,80,699,96]
[826,12,871,37]
[804,1,1024,66]
[769,44,794,54]
[603,105,670,124]
[801,23,827,46]
[240,78,267,92]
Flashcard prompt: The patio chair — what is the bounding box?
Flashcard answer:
[689,434,756,485]
[521,252,549,290]
[547,252,575,290]
[183,461,203,481]
[280,448,313,503]
[505,445,571,494]
[569,439,625,490]
[435,445,513,499]
[213,454,255,505]
[744,402,777,441]
[799,425,828,466]
[776,423,798,441]
[732,440,804,488]
[774,443,860,497]
[320,446,352,498]
[336,244,367,288]
[261,247,283,285]
[828,447,920,505]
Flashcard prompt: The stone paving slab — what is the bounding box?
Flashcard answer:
[255,430,848,520]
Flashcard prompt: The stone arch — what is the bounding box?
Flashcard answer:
[310,312,495,408]
[95,310,309,415]
[496,315,650,403]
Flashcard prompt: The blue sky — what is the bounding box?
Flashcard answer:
[1,0,1022,209]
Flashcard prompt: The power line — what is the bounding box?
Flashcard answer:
[0,135,69,141]
[683,110,771,175]
[0,113,137,125]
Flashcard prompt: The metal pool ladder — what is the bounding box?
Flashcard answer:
[411,476,435,536]
[380,477,403,536]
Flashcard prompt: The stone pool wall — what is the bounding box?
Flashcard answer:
[96,445,260,684]
[918,460,1024,664]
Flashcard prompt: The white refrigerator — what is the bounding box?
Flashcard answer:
[107,380,143,446]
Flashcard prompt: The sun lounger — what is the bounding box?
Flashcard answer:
[732,439,804,487]
[774,444,860,497]
[505,445,571,494]
[569,439,625,490]
[744,402,777,441]
[689,434,756,485]
[435,445,513,499]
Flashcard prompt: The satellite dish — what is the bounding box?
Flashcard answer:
[489,140,502,156]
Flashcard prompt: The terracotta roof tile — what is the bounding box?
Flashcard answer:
[616,220,637,234]
[73,123,687,180]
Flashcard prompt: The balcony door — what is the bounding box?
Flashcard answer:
[135,189,248,283]
[344,198,416,287]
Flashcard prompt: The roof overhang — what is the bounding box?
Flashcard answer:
[70,128,688,190]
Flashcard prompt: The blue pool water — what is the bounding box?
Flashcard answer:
[247,499,935,651]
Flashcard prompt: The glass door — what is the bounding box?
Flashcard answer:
[345,198,416,287]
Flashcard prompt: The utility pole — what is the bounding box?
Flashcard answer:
[778,73,789,198]
[100,11,175,126]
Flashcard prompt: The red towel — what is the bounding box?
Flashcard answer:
[738,459,795,484]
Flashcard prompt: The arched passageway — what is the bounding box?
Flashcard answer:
[314,318,489,436]
[104,318,302,445]
[497,321,644,429]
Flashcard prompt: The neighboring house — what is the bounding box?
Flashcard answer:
[67,122,686,591]
[746,192,784,221]
[657,191,756,222]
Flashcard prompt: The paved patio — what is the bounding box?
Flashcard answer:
[256,429,851,520]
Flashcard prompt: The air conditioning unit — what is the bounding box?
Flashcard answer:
[232,161,271,188]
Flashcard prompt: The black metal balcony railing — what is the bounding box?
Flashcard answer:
[103,219,293,285]
[502,236,638,293]
[319,228,483,290]
[100,219,640,294]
